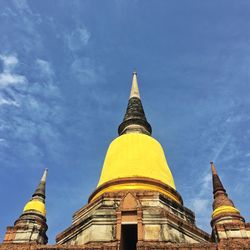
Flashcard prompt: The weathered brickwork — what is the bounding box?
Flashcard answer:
[56,191,209,245]
[0,244,118,250]
[1,240,250,250]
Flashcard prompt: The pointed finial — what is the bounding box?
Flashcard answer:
[210,162,217,175]
[33,169,48,199]
[41,168,48,182]
[129,71,140,99]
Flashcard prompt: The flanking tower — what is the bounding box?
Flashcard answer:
[56,73,210,249]
[210,162,250,243]
[3,169,48,244]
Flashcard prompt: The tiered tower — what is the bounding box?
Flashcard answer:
[3,169,48,244]
[210,162,250,243]
[56,73,210,249]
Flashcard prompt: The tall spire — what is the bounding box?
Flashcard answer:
[118,72,152,136]
[210,162,235,210]
[210,162,226,195]
[33,168,48,199]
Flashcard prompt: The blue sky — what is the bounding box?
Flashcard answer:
[0,0,250,243]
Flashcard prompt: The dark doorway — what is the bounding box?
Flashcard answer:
[120,224,138,250]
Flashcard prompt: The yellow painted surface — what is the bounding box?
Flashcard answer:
[92,182,181,204]
[23,199,46,216]
[212,205,239,218]
[97,133,176,189]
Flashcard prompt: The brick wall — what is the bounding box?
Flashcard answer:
[1,240,250,250]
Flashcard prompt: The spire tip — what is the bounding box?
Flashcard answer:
[41,168,48,182]
[130,71,140,99]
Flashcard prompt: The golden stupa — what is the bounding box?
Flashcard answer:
[90,73,181,204]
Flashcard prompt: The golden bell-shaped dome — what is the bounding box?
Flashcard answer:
[97,133,175,189]
[23,199,46,216]
[91,133,180,203]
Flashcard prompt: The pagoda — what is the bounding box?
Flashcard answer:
[56,73,210,249]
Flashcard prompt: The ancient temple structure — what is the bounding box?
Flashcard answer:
[3,169,48,244]
[1,73,250,249]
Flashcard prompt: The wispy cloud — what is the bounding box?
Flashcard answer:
[0,73,26,87]
[0,54,64,167]
[212,135,231,164]
[36,59,54,77]
[66,27,91,51]
[189,170,212,231]
[13,0,32,13]
[70,57,104,85]
[0,54,18,70]
[0,96,19,107]
[0,54,27,88]
[192,198,209,212]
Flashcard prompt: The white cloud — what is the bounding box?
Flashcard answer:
[0,138,8,148]
[0,54,27,87]
[36,59,54,77]
[0,53,65,167]
[0,96,19,107]
[71,57,104,85]
[192,198,209,212]
[187,169,213,231]
[77,28,90,45]
[0,55,18,71]
[199,172,211,196]
[0,73,26,87]
[13,0,31,12]
[67,27,91,50]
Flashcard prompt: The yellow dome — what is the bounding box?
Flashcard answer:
[212,205,240,218]
[23,199,46,216]
[96,133,176,195]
